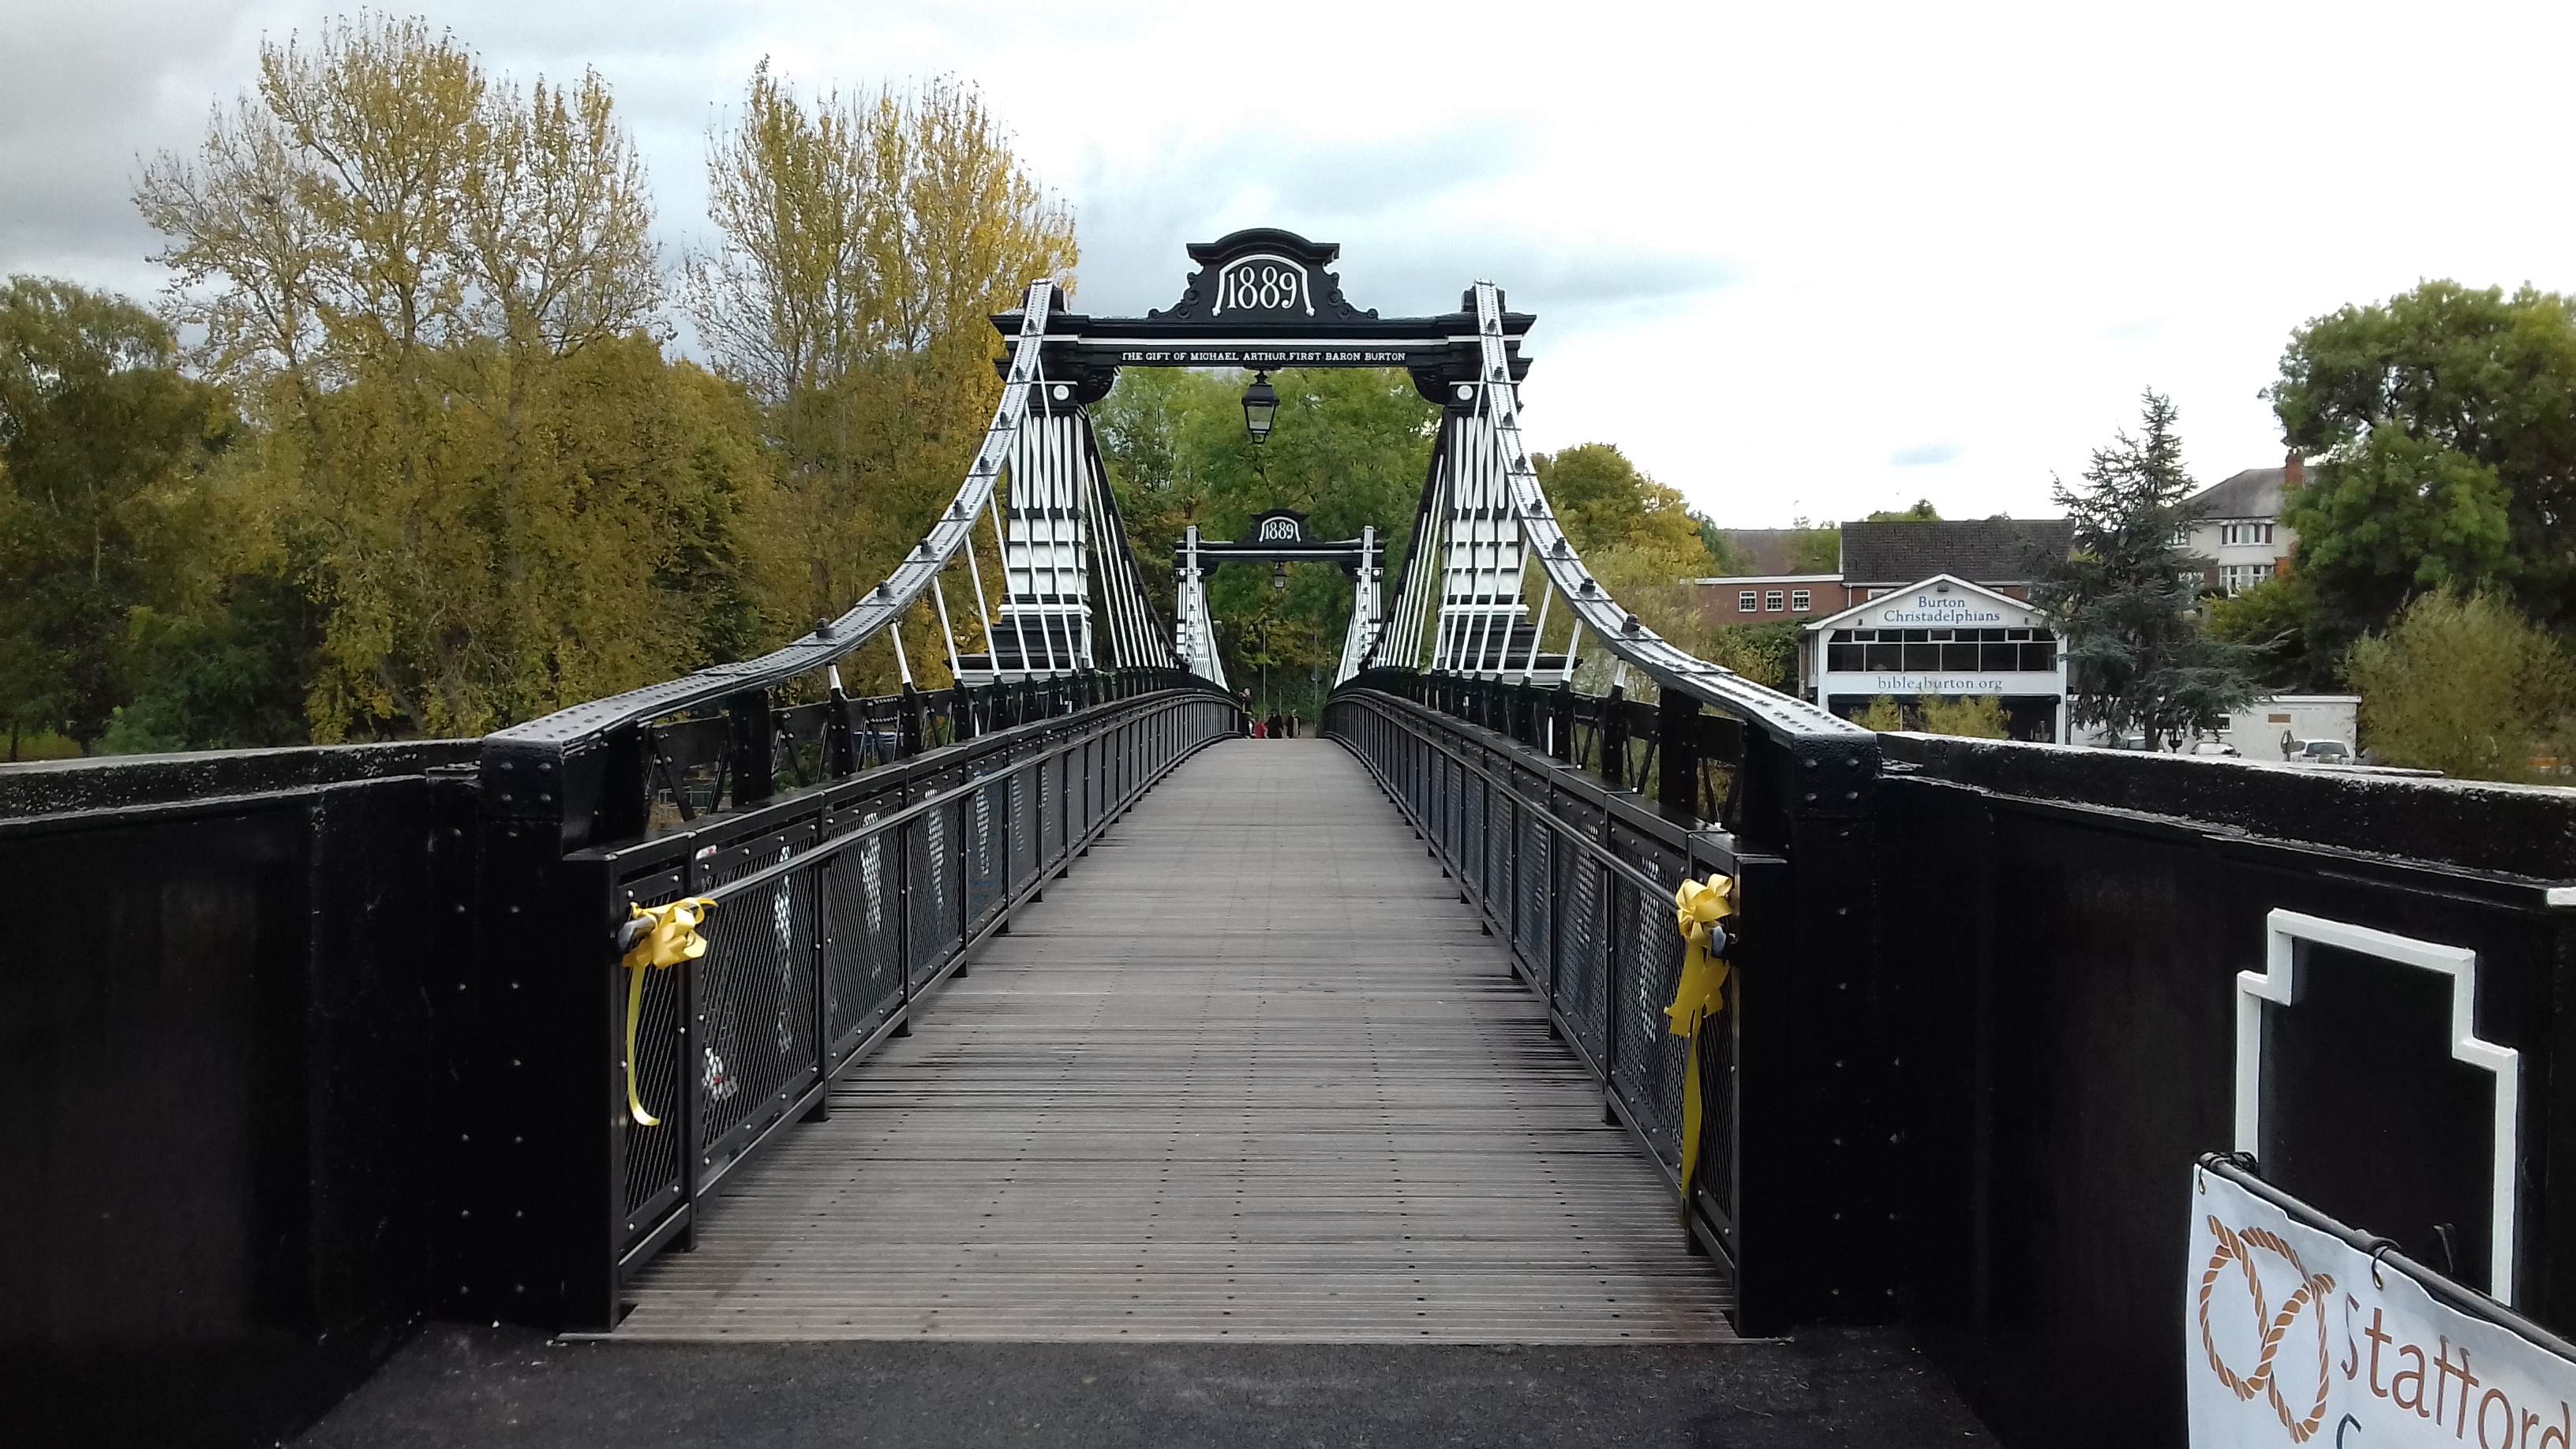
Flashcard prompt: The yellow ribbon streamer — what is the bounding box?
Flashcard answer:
[1667,874,1735,1210]
[620,897,717,1127]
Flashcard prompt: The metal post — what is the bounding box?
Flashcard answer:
[1658,689,1702,820]
[1599,684,1628,790]
[728,688,776,808]
[899,683,926,759]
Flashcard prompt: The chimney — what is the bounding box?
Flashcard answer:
[2283,448,2305,492]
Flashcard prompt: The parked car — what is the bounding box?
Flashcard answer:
[2293,739,2353,766]
[2182,738,2240,757]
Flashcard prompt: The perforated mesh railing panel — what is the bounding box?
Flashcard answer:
[1009,765,1035,893]
[1614,867,1690,1168]
[1515,799,1552,979]
[1698,990,1740,1255]
[1559,847,1608,1062]
[1324,688,1745,1274]
[967,781,1001,932]
[602,690,1237,1277]
[697,838,817,1158]
[1046,754,1067,863]
[620,871,687,1225]
[822,811,903,1061]
[1461,768,1487,898]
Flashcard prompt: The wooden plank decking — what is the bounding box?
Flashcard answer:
[612,736,1734,1342]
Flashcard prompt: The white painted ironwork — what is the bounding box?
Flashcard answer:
[994,406,1089,676]
[1175,525,1227,687]
[945,363,1174,684]
[2236,909,2522,1301]
[1333,526,1380,686]
[1354,282,1864,740]
[1431,414,1530,674]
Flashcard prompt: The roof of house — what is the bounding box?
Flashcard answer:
[1803,572,2046,632]
[1838,517,2074,586]
[2186,467,2289,520]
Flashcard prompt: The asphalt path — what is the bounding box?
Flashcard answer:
[296,1324,1999,1448]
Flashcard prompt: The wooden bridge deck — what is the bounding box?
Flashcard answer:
[612,736,1734,1342]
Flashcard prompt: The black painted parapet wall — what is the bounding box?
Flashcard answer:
[0,743,472,1449]
[1878,735,2576,1449]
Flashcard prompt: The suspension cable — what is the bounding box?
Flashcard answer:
[990,474,1034,681]
[1523,575,1552,680]
[963,503,996,673]
[931,571,962,682]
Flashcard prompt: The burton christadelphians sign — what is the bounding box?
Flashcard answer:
[2189,1163,2576,1447]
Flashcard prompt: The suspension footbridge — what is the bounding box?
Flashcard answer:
[15,229,2574,1449]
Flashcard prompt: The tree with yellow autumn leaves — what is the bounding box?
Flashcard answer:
[4,12,1715,753]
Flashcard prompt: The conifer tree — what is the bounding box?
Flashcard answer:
[2032,391,2254,748]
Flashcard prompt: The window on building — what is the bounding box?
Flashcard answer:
[2220,563,2275,595]
[1738,590,1758,612]
[1790,589,1811,611]
[1824,627,2057,674]
[1765,590,1785,611]
[2171,526,2191,547]
[2221,522,2275,547]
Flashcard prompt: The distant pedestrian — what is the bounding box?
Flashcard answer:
[1239,690,1255,737]
[1287,713,1301,739]
[1266,710,1283,739]
[1252,718,1267,739]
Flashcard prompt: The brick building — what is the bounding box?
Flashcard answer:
[1698,516,2076,625]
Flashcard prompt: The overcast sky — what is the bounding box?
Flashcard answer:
[6,1,2573,525]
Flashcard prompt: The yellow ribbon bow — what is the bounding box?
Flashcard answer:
[620,897,717,1127]
[1666,874,1735,1210]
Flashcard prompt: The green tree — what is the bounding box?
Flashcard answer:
[2032,391,2255,748]
[1866,499,1941,522]
[1694,512,1756,575]
[0,277,237,752]
[1568,544,1786,693]
[1854,695,1905,732]
[138,15,771,738]
[2207,570,2339,693]
[1095,365,1436,713]
[2271,281,2576,650]
[1917,692,2008,739]
[101,573,323,752]
[2342,589,2576,781]
[687,66,1079,686]
[1784,519,1840,574]
[1532,444,1711,573]
[1713,618,1803,691]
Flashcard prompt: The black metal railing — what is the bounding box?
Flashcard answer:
[440,677,1237,1331]
[1326,690,1754,1273]
[1328,665,1895,1335]
[604,684,1238,1280]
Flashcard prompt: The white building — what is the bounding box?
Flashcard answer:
[2223,696,2361,759]
[2181,456,2303,596]
[1801,574,2069,742]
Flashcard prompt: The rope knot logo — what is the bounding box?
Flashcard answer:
[2197,1215,2338,1441]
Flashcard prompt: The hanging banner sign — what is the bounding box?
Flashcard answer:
[2188,1164,2576,1447]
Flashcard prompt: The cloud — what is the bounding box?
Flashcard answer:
[12,0,2576,530]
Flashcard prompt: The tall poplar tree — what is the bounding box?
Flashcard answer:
[687,67,1079,683]
[137,14,769,739]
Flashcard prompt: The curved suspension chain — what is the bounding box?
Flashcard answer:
[1357,284,1862,741]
